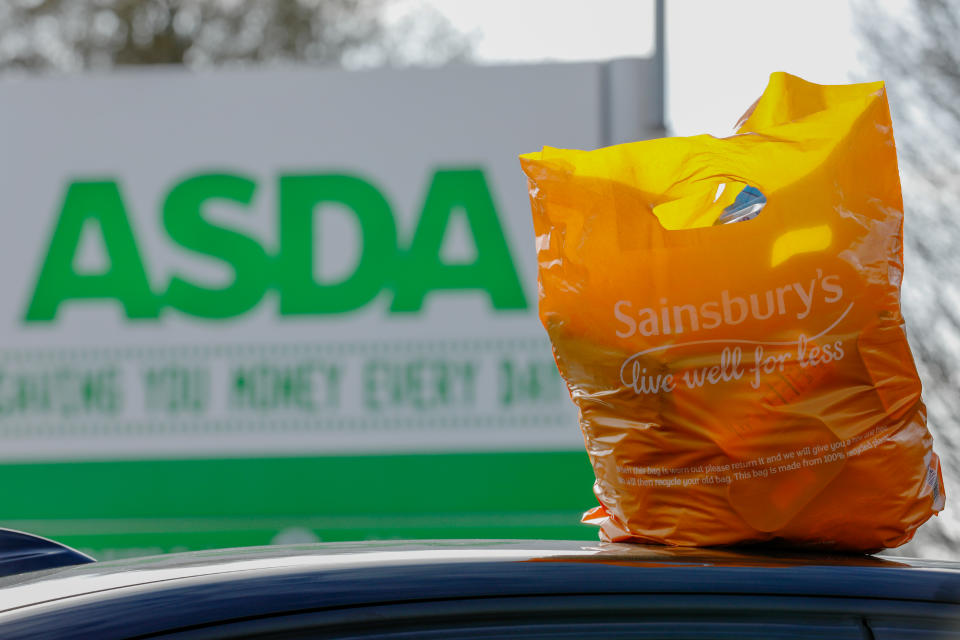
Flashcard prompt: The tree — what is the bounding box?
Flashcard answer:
[0,0,471,71]
[856,0,960,559]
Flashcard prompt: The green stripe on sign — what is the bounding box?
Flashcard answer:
[0,451,597,558]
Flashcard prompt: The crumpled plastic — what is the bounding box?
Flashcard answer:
[520,72,945,551]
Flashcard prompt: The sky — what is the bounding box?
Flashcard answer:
[415,0,870,137]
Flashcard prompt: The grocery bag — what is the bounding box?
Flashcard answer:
[520,72,945,550]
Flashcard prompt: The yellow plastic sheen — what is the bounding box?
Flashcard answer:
[520,72,945,551]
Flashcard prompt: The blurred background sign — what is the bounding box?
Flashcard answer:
[0,50,664,556]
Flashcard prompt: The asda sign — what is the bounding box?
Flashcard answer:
[25,169,527,322]
[0,61,661,556]
[0,61,605,463]
[0,62,636,462]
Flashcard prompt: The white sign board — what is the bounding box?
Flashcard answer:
[0,60,660,460]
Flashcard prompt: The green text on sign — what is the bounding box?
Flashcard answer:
[24,168,527,321]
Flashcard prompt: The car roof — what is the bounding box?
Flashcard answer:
[2,538,959,614]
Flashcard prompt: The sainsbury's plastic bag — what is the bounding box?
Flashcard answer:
[519,72,945,551]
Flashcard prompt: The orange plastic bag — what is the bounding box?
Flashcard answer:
[520,73,945,551]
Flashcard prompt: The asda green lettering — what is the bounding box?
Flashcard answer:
[24,169,527,321]
[391,169,527,312]
[277,174,396,314]
[24,181,159,321]
[163,173,270,319]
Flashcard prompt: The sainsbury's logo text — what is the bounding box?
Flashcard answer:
[613,269,842,339]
